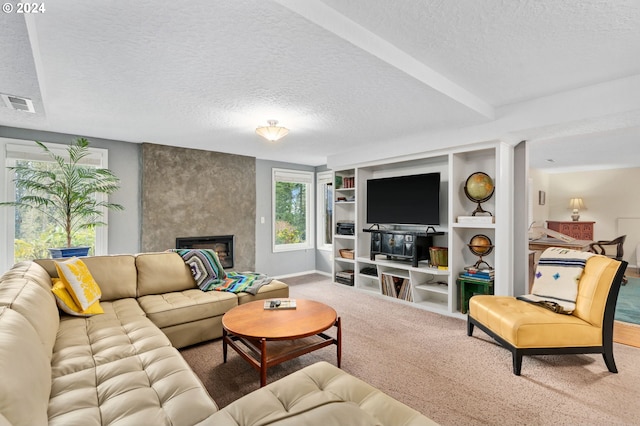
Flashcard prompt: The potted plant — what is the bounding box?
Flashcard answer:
[0,138,124,258]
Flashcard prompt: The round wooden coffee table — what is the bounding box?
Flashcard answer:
[222,299,341,386]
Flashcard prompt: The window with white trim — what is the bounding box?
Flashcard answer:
[0,138,110,272]
[272,168,314,252]
[316,171,333,250]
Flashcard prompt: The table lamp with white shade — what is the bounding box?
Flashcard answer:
[569,198,585,221]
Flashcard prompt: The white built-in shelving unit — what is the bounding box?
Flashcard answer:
[333,170,357,278]
[331,141,514,318]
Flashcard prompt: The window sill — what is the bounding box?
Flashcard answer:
[273,244,314,253]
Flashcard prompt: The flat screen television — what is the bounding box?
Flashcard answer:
[366,172,440,225]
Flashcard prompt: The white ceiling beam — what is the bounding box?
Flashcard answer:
[23,13,49,121]
[327,74,640,169]
[275,0,495,120]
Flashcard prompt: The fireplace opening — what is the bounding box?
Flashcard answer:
[175,235,234,269]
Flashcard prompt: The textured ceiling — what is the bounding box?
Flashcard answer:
[1,0,639,168]
[323,0,640,105]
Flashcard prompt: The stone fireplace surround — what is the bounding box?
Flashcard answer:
[141,143,256,272]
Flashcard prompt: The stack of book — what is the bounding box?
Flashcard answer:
[457,216,495,224]
[341,176,355,188]
[335,270,354,286]
[459,266,494,282]
[263,299,297,310]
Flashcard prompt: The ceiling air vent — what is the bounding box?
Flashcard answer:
[1,93,35,113]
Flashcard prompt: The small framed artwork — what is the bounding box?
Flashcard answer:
[538,190,546,205]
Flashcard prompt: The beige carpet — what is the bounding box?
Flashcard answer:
[180,274,640,425]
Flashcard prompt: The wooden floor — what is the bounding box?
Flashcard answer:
[614,321,640,348]
[614,267,640,348]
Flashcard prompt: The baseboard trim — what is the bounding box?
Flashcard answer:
[273,269,331,280]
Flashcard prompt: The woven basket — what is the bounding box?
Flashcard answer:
[339,249,354,259]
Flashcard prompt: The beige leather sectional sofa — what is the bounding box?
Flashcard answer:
[34,252,289,349]
[0,252,435,425]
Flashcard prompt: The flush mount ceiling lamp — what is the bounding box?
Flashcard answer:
[256,120,289,142]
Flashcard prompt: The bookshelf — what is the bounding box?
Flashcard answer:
[331,141,514,318]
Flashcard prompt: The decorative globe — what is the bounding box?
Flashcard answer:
[468,234,494,257]
[464,172,494,203]
[467,234,494,269]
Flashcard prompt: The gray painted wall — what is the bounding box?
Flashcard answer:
[315,250,332,275]
[0,126,141,254]
[255,159,316,276]
[141,143,256,272]
[1,126,328,277]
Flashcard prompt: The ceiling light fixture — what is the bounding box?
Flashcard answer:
[256,120,289,142]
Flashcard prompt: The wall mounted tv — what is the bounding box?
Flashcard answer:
[366,172,440,226]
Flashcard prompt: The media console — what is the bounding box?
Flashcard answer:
[364,228,445,267]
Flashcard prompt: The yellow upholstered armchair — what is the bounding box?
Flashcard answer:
[467,254,627,375]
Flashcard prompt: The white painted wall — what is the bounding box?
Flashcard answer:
[529,168,550,228]
[532,167,640,266]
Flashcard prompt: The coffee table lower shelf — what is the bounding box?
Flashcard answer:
[223,318,341,387]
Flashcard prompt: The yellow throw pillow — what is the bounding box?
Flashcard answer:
[54,257,102,310]
[51,279,104,317]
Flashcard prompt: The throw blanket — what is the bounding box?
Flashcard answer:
[517,247,594,314]
[169,249,271,294]
[213,271,272,295]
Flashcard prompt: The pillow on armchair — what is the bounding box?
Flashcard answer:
[517,247,594,314]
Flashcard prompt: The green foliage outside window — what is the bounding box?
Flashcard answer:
[14,229,95,262]
[275,181,307,245]
[9,159,97,262]
[1,138,123,263]
[323,182,333,245]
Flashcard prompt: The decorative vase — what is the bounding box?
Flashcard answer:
[48,246,91,259]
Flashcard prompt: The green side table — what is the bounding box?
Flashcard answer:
[458,278,494,314]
